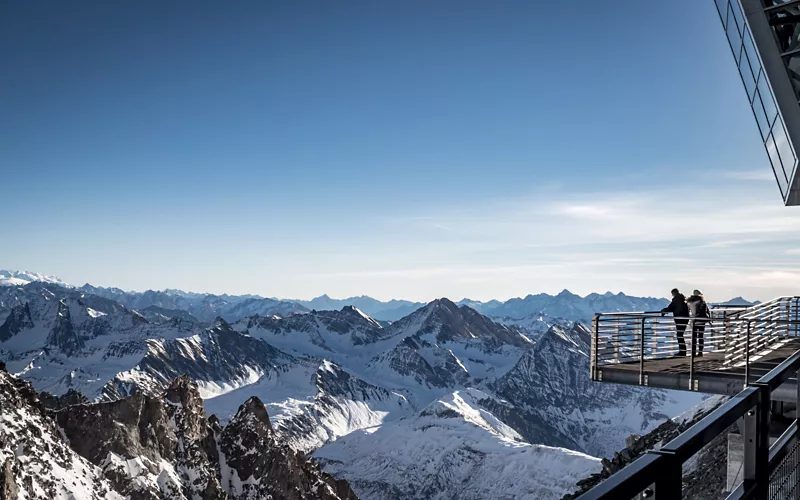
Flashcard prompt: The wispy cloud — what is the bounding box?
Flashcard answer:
[363,181,800,301]
[721,169,775,181]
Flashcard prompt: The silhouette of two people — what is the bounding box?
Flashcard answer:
[661,289,710,357]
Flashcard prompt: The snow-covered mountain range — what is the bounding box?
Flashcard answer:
[0,274,711,499]
[0,270,72,288]
[4,270,758,323]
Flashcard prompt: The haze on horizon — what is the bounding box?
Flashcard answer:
[3,1,800,304]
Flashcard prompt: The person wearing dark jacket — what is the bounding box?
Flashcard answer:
[661,288,689,356]
[687,290,711,357]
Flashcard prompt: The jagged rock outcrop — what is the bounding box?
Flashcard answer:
[0,302,34,342]
[0,361,357,500]
[38,388,89,410]
[219,396,357,499]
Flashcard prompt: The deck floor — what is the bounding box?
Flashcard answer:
[596,338,800,397]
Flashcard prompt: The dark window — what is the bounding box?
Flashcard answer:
[767,5,800,53]
[782,52,800,99]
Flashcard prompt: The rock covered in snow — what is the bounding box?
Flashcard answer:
[0,363,358,500]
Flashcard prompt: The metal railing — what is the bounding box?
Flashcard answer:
[579,347,800,499]
[590,297,800,390]
[580,297,800,500]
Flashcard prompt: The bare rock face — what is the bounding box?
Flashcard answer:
[54,375,356,500]
[0,356,356,500]
[0,302,33,342]
[38,388,89,410]
[218,396,357,500]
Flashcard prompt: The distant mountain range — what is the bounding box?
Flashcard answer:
[0,272,711,499]
[1,269,758,323]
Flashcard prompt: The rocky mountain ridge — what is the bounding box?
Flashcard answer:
[0,361,357,500]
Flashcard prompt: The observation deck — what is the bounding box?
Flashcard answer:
[591,297,800,401]
[582,296,800,499]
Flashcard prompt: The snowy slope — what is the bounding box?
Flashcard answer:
[490,323,705,457]
[490,311,572,341]
[315,388,601,500]
[204,359,414,452]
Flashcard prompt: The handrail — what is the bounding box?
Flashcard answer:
[581,295,800,500]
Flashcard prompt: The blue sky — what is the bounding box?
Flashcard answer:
[2,0,799,302]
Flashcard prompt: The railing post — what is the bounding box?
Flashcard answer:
[591,315,599,381]
[640,316,646,385]
[795,297,799,338]
[745,321,751,388]
[648,450,681,499]
[745,384,770,499]
[689,317,695,391]
[796,368,800,420]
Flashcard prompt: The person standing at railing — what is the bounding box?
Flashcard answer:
[661,288,689,356]
[686,290,711,357]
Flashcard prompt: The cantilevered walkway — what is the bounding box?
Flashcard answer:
[591,297,800,401]
[582,296,800,500]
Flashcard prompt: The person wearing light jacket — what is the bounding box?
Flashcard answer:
[686,290,711,357]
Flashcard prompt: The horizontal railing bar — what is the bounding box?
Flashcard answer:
[754,349,800,390]
[659,387,760,462]
[768,420,797,471]
[574,453,664,500]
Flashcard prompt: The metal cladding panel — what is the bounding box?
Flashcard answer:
[714,0,800,205]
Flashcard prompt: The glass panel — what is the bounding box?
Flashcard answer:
[754,90,772,140]
[716,0,729,26]
[740,56,758,100]
[730,0,745,34]
[772,120,797,182]
[757,75,778,125]
[783,52,800,99]
[743,27,761,73]
[727,11,743,64]
[766,133,790,196]
[767,6,800,53]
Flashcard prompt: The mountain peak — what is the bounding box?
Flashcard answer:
[429,297,459,309]
[231,396,273,434]
[164,375,204,410]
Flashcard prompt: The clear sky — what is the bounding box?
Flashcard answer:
[2,0,800,302]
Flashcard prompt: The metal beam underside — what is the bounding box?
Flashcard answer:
[597,366,799,401]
